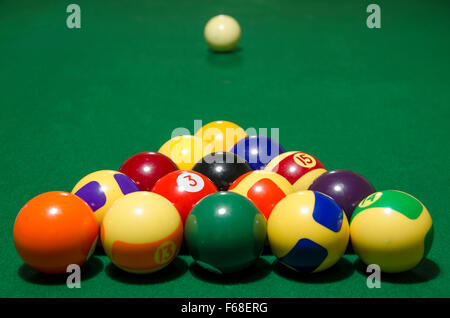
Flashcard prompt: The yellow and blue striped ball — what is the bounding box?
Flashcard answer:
[350,190,433,273]
[267,191,349,273]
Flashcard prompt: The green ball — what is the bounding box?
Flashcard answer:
[184,191,267,274]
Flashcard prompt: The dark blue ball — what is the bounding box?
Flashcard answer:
[229,135,285,170]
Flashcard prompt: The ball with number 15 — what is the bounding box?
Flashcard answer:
[265,151,327,191]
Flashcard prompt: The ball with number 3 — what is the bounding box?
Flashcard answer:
[265,151,327,191]
[152,171,218,224]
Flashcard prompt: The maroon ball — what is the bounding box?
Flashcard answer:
[119,152,178,191]
[308,169,375,221]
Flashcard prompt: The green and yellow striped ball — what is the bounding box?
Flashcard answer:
[350,190,433,273]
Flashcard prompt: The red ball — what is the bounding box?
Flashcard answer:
[151,170,218,224]
[119,152,178,191]
[228,171,293,220]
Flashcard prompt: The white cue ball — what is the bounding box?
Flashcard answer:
[204,15,241,52]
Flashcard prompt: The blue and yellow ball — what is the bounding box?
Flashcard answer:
[267,191,349,273]
[72,170,139,227]
[350,190,433,273]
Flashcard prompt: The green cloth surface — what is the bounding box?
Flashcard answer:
[0,0,449,298]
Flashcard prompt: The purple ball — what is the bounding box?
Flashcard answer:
[309,169,375,221]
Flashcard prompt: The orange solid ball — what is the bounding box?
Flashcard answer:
[13,191,99,274]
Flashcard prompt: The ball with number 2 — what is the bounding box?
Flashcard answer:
[152,171,218,224]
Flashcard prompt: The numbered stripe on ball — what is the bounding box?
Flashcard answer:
[358,192,382,208]
[293,152,317,168]
[154,241,176,265]
[176,172,205,192]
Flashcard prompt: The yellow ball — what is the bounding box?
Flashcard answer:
[72,170,139,227]
[268,191,349,273]
[350,190,433,273]
[158,135,203,170]
[101,191,183,274]
[195,120,247,155]
[204,15,241,52]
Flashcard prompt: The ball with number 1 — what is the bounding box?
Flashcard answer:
[152,170,218,224]
[265,151,327,191]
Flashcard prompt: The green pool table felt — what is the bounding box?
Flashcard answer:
[0,0,449,298]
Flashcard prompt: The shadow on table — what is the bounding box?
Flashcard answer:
[105,257,188,284]
[93,244,106,256]
[353,258,440,284]
[344,243,355,255]
[272,257,354,283]
[206,48,244,69]
[190,258,271,284]
[18,255,104,285]
[177,242,190,256]
[262,244,272,256]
